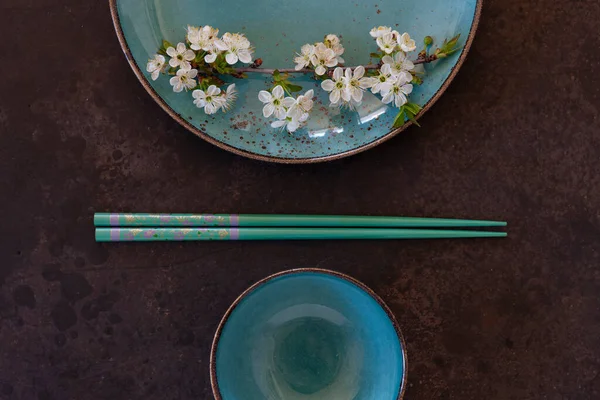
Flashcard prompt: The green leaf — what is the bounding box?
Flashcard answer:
[287,83,303,93]
[392,110,406,129]
[404,102,422,114]
[400,102,421,127]
[438,34,461,57]
[198,79,210,90]
[222,66,235,75]
[162,39,174,50]
[411,75,423,85]
[278,82,293,96]
[194,51,206,63]
[447,34,461,48]
[406,113,421,128]
[273,69,281,81]
[406,111,421,127]
[392,102,422,129]
[370,52,382,59]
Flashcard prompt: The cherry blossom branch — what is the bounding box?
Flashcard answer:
[234,55,437,74]
[150,26,461,131]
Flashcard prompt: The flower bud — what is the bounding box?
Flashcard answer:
[424,36,433,46]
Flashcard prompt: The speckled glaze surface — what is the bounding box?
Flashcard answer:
[110,0,481,162]
[210,269,407,400]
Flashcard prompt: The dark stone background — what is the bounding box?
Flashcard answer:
[1,1,599,399]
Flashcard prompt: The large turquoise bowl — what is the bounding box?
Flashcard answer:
[210,269,407,400]
[110,0,481,163]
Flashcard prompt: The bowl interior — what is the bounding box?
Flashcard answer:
[113,0,479,162]
[212,271,405,400]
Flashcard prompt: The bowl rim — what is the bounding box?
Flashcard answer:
[109,0,482,164]
[209,268,408,400]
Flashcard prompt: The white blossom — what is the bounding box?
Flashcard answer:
[331,45,345,64]
[192,85,226,114]
[219,84,237,112]
[324,34,345,63]
[186,25,200,40]
[214,33,253,65]
[260,87,312,133]
[381,79,413,108]
[146,54,165,81]
[271,112,309,133]
[376,32,398,54]
[204,52,218,63]
[370,26,392,38]
[311,43,338,75]
[188,25,220,63]
[287,89,314,119]
[398,32,417,52]
[166,42,195,69]
[343,66,370,103]
[321,67,347,105]
[258,85,295,119]
[361,63,396,95]
[294,44,315,71]
[325,34,340,47]
[382,52,414,82]
[188,25,218,51]
[169,67,197,92]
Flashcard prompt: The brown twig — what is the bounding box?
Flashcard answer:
[233,55,437,75]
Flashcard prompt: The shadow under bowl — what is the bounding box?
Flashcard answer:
[210,268,407,400]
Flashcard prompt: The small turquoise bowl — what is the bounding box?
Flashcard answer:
[210,269,407,400]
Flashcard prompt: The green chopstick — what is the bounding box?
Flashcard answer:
[94,213,506,228]
[95,227,507,242]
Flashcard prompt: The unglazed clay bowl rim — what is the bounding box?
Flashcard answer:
[209,268,408,400]
[109,0,482,164]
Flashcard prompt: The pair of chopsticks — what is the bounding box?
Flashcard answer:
[94,213,507,242]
